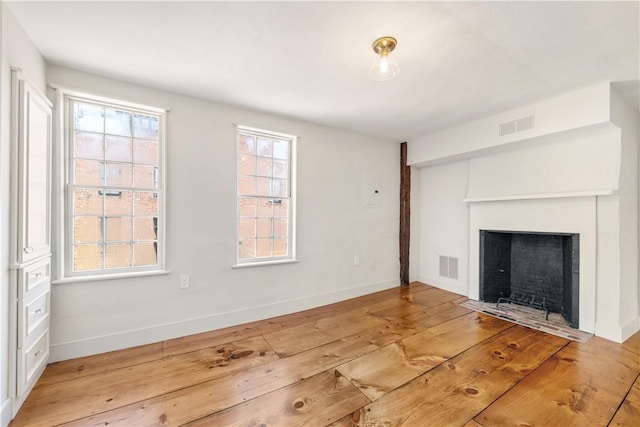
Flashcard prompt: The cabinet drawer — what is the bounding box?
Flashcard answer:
[17,329,49,396]
[18,287,50,349]
[18,257,51,297]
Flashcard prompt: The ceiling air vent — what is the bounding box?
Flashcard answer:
[499,115,535,136]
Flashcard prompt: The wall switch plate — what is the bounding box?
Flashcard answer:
[180,274,190,289]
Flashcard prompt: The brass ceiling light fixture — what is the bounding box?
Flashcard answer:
[369,36,399,81]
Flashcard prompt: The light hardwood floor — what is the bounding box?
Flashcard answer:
[10,282,640,426]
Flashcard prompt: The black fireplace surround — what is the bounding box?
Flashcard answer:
[479,230,580,328]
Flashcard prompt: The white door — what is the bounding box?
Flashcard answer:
[16,78,52,264]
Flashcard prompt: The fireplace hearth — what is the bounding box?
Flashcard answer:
[479,230,579,328]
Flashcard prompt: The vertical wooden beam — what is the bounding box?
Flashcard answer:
[399,142,411,286]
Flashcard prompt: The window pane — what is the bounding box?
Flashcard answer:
[133,242,157,266]
[134,165,156,188]
[272,179,288,197]
[239,239,256,259]
[74,216,102,243]
[257,199,273,217]
[134,217,157,241]
[74,189,103,215]
[134,139,158,165]
[273,238,288,257]
[105,108,132,136]
[238,198,256,217]
[134,191,158,215]
[105,135,132,162]
[273,140,288,160]
[74,132,104,160]
[74,103,104,133]
[74,244,103,271]
[256,177,271,196]
[238,154,256,175]
[273,199,288,217]
[105,190,132,216]
[256,158,272,177]
[239,218,256,239]
[272,160,287,178]
[74,159,103,186]
[238,175,256,196]
[133,114,158,140]
[238,134,255,155]
[256,238,272,258]
[273,218,288,237]
[256,218,271,238]
[105,217,132,242]
[105,162,133,187]
[257,137,273,157]
[105,243,132,269]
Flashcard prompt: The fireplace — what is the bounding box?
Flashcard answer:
[479,230,580,328]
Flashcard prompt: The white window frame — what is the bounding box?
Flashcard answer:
[54,88,167,281]
[234,125,297,268]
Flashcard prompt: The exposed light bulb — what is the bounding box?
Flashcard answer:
[379,54,390,73]
[370,50,400,81]
[369,37,400,81]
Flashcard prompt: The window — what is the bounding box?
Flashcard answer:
[236,126,296,265]
[63,93,165,277]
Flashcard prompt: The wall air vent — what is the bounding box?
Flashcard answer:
[439,255,459,280]
[499,121,516,136]
[516,115,535,132]
[439,255,448,277]
[499,115,535,136]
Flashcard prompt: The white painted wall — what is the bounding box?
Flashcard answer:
[408,82,612,166]
[0,3,47,425]
[409,166,421,282]
[410,82,640,343]
[46,65,400,361]
[416,159,469,296]
[610,86,640,339]
[465,127,621,200]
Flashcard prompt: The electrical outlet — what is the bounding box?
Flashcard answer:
[354,255,360,266]
[180,274,190,289]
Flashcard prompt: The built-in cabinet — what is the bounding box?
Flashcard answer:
[9,69,52,415]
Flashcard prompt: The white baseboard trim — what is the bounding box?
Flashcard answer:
[621,316,640,342]
[50,279,399,362]
[418,276,468,297]
[1,398,11,427]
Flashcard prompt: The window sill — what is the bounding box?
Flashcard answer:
[52,269,171,284]
[232,259,299,269]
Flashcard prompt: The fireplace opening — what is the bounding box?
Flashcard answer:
[479,230,579,328]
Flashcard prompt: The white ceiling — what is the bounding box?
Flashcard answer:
[7,0,640,141]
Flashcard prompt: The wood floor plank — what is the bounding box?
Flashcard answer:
[350,326,568,426]
[263,287,467,358]
[36,342,164,387]
[263,310,389,357]
[610,373,640,426]
[369,287,464,322]
[60,320,413,427]
[475,336,640,426]
[337,313,513,400]
[163,282,431,357]
[12,336,277,426]
[185,369,370,427]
